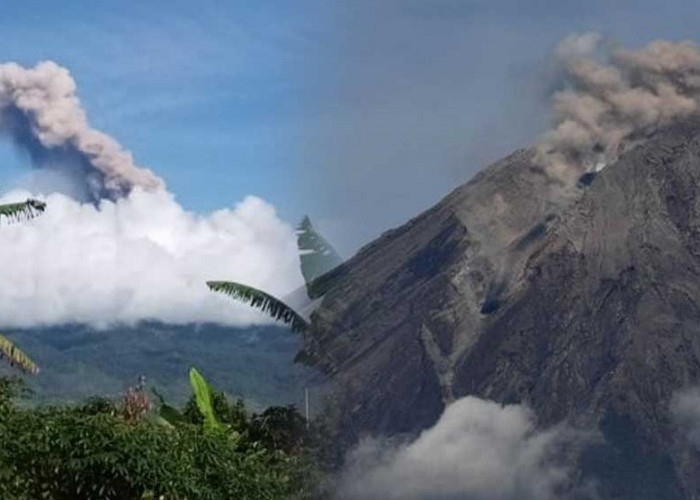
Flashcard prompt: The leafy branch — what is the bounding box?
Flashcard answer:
[0,334,39,375]
[207,281,308,333]
[0,199,46,223]
[0,198,46,375]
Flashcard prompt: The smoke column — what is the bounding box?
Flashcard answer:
[537,33,700,184]
[0,61,163,201]
[0,61,301,328]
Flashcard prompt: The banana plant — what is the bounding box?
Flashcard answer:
[0,198,46,374]
[0,198,46,222]
[296,215,342,291]
[154,368,227,433]
[0,334,39,374]
[207,215,343,332]
[206,281,309,332]
[189,367,225,432]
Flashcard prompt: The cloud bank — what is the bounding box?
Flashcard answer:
[336,397,589,500]
[0,61,163,201]
[0,188,301,328]
[538,34,700,183]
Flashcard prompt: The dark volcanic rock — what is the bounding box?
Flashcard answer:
[305,118,700,498]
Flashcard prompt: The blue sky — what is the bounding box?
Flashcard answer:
[1,1,700,254]
[0,0,329,220]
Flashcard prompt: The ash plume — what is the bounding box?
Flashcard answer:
[0,61,304,328]
[537,34,700,184]
[0,61,163,201]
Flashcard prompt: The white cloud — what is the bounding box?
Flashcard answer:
[0,187,302,328]
[336,396,587,500]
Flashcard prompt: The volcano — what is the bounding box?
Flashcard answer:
[304,117,700,499]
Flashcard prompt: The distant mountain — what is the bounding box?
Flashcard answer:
[304,117,700,499]
[1,322,317,411]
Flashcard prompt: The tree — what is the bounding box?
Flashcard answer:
[0,373,314,500]
[0,199,46,375]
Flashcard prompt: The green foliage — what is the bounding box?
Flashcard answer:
[250,405,307,455]
[0,199,46,375]
[0,377,29,416]
[0,334,39,375]
[207,281,308,333]
[205,216,344,336]
[188,367,225,432]
[181,390,247,431]
[0,199,46,223]
[78,396,119,417]
[179,390,306,455]
[156,398,186,427]
[0,376,316,500]
[4,323,311,408]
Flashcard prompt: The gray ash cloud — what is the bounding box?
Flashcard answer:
[0,61,162,201]
[537,33,700,184]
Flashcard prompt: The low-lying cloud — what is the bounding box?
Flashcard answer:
[336,396,589,500]
[0,188,301,328]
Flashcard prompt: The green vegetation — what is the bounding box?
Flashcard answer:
[0,334,39,375]
[0,370,316,500]
[0,213,337,498]
[0,199,46,375]
[208,216,343,332]
[0,323,312,408]
[207,281,309,333]
[0,198,46,222]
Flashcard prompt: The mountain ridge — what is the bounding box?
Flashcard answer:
[0,322,315,411]
[305,117,700,498]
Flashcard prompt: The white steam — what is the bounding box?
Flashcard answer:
[0,61,163,200]
[671,387,700,448]
[538,34,700,183]
[0,189,301,328]
[336,397,587,500]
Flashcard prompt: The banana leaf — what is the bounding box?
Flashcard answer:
[189,367,224,432]
[296,215,343,293]
[207,281,308,333]
[0,199,46,223]
[0,333,39,375]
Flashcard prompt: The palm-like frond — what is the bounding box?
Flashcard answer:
[0,334,39,375]
[297,216,343,294]
[0,199,46,223]
[207,281,308,333]
[0,198,45,375]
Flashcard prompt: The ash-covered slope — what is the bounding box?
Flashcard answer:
[306,118,700,499]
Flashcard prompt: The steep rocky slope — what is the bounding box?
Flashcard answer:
[305,118,700,498]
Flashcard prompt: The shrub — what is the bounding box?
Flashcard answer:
[0,377,315,500]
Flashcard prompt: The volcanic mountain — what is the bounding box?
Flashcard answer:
[303,117,700,499]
